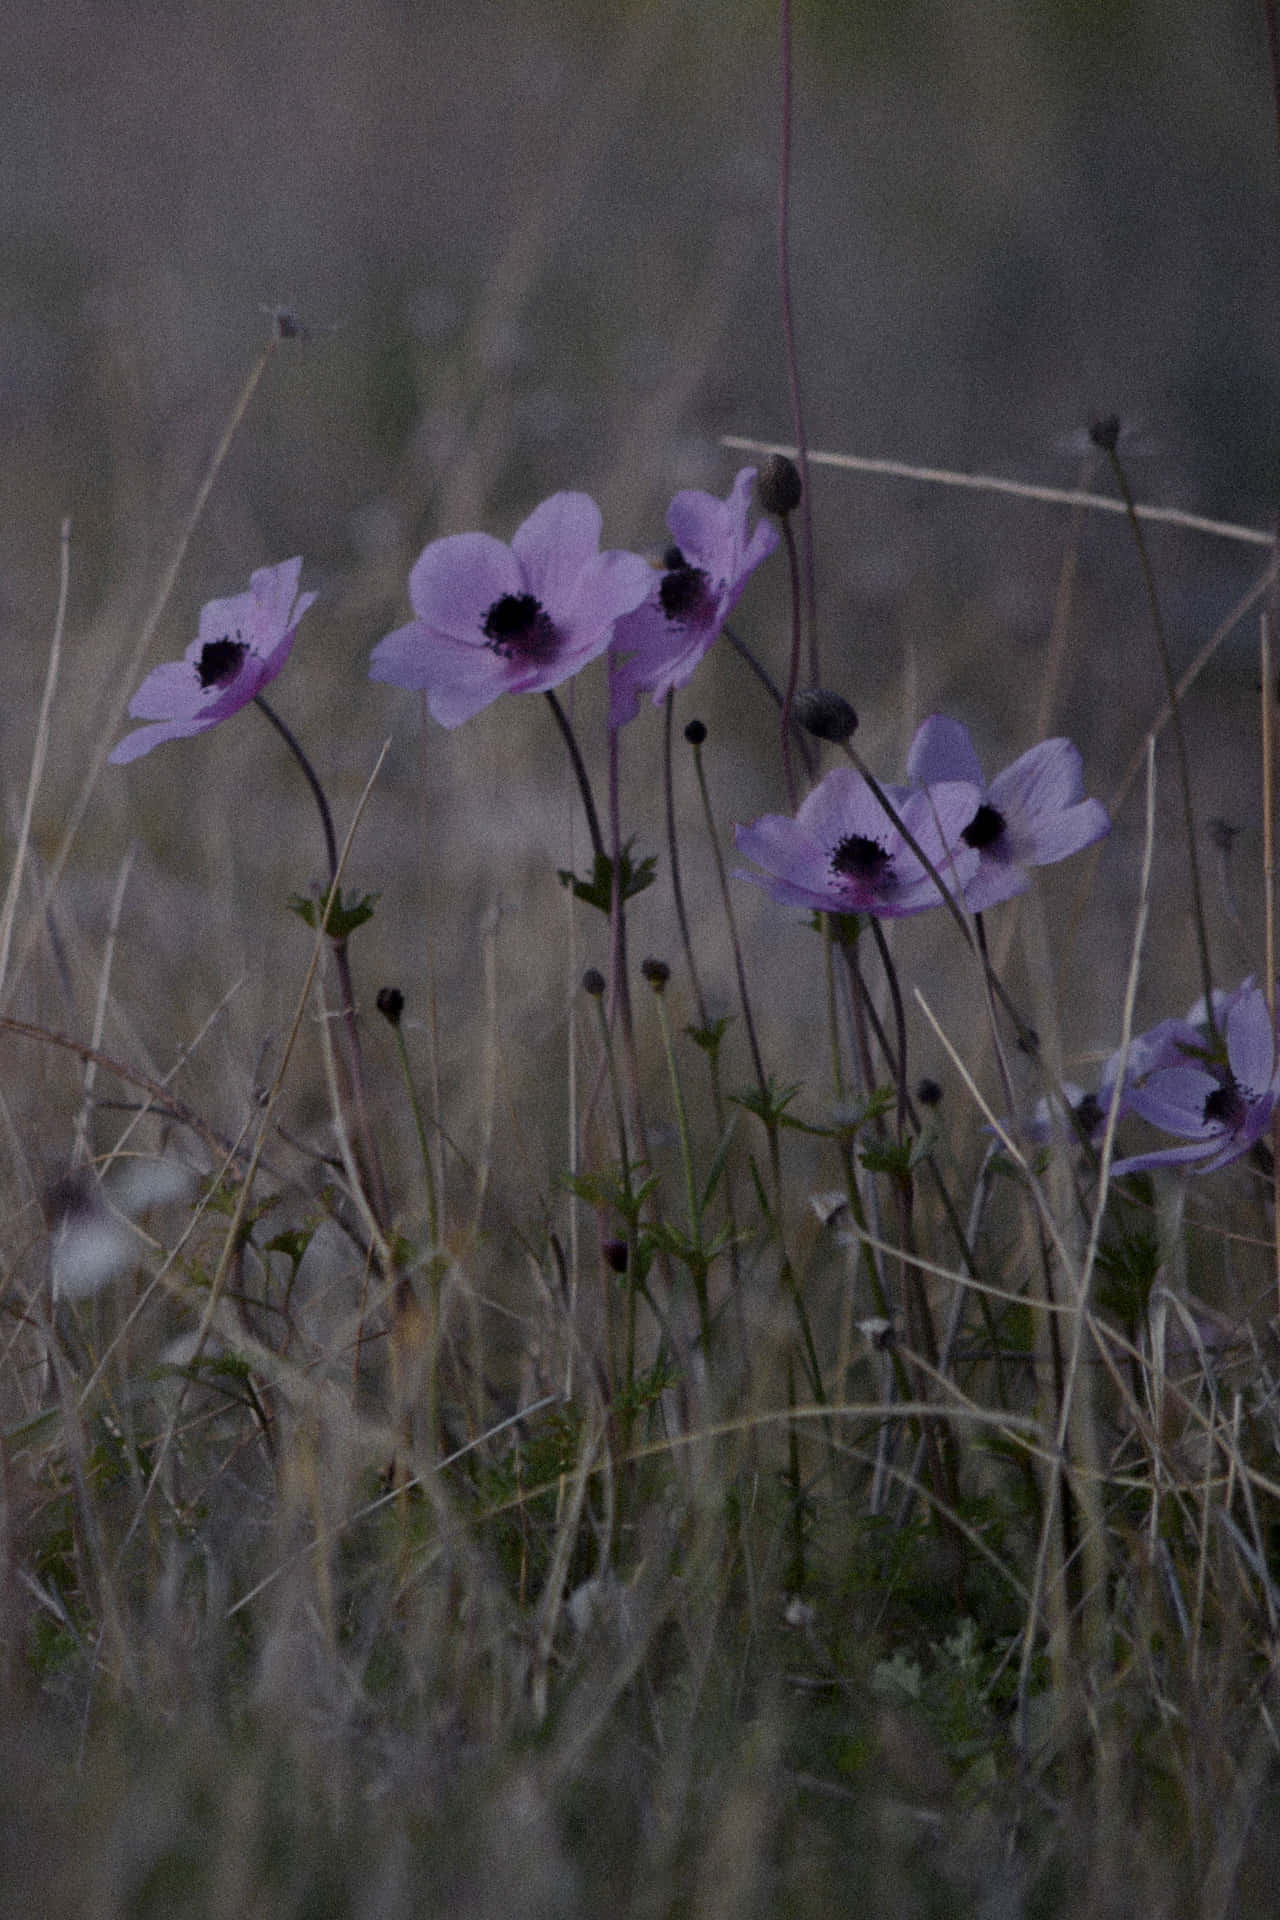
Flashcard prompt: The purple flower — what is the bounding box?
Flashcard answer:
[370,493,654,728]
[905,717,1110,912]
[734,765,981,918]
[609,468,778,728]
[110,559,316,765]
[1111,981,1279,1175]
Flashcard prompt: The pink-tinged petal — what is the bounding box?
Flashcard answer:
[513,493,603,610]
[906,716,984,788]
[1226,986,1277,1094]
[408,533,522,641]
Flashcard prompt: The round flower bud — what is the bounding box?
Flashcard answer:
[758,453,803,516]
[641,957,671,992]
[916,1077,943,1108]
[582,968,607,998]
[684,719,708,746]
[376,987,405,1027]
[603,1238,629,1273]
[792,687,858,742]
[1088,414,1121,452]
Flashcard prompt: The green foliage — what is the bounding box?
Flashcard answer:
[286,887,379,937]
[556,839,657,913]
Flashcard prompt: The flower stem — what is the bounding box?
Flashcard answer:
[1104,441,1219,1042]
[545,689,605,864]
[254,695,390,1236]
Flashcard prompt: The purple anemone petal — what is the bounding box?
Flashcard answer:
[110,558,313,765]
[372,492,652,727]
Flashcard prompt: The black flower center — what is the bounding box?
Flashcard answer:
[482,591,560,664]
[962,802,1006,851]
[196,634,248,690]
[831,834,892,888]
[1203,1080,1246,1130]
[658,548,713,623]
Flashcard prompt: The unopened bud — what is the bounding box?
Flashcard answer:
[641,957,670,992]
[582,968,607,998]
[758,453,803,516]
[792,687,858,743]
[376,987,405,1027]
[684,719,707,747]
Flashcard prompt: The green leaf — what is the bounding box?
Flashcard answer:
[556,840,657,914]
[686,1014,735,1059]
[287,888,379,938]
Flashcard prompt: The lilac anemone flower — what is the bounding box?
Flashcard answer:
[609,468,778,728]
[370,493,654,728]
[734,765,981,919]
[110,559,316,765]
[1111,981,1280,1175]
[906,716,1109,912]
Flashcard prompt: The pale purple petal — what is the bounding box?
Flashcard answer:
[125,660,207,722]
[1226,986,1277,1094]
[513,493,603,610]
[408,534,522,641]
[906,716,984,788]
[111,557,312,764]
[560,549,656,649]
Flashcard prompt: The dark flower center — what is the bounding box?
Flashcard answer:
[1202,1080,1246,1130]
[658,548,713,624]
[831,833,892,889]
[962,802,1006,851]
[196,634,248,689]
[482,591,560,664]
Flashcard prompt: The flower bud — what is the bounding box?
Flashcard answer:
[582,968,607,998]
[792,687,858,742]
[684,719,707,746]
[376,987,405,1027]
[758,453,803,516]
[641,957,671,992]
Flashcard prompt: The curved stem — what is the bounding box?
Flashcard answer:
[545,689,605,864]
[254,695,339,885]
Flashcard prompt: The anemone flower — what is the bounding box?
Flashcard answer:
[370,493,653,728]
[110,559,316,765]
[609,468,778,728]
[905,716,1109,911]
[734,764,980,919]
[1111,980,1280,1175]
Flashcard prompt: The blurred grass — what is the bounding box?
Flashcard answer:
[3,2,1280,1913]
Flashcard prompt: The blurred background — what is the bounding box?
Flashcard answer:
[1,0,1278,1199]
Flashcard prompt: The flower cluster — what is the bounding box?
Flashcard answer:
[1102,979,1280,1176]
[734,717,1110,921]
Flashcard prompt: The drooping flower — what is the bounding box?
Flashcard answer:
[734,764,980,919]
[370,493,654,728]
[905,716,1109,912]
[609,468,778,728]
[110,559,316,765]
[1111,979,1280,1175]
